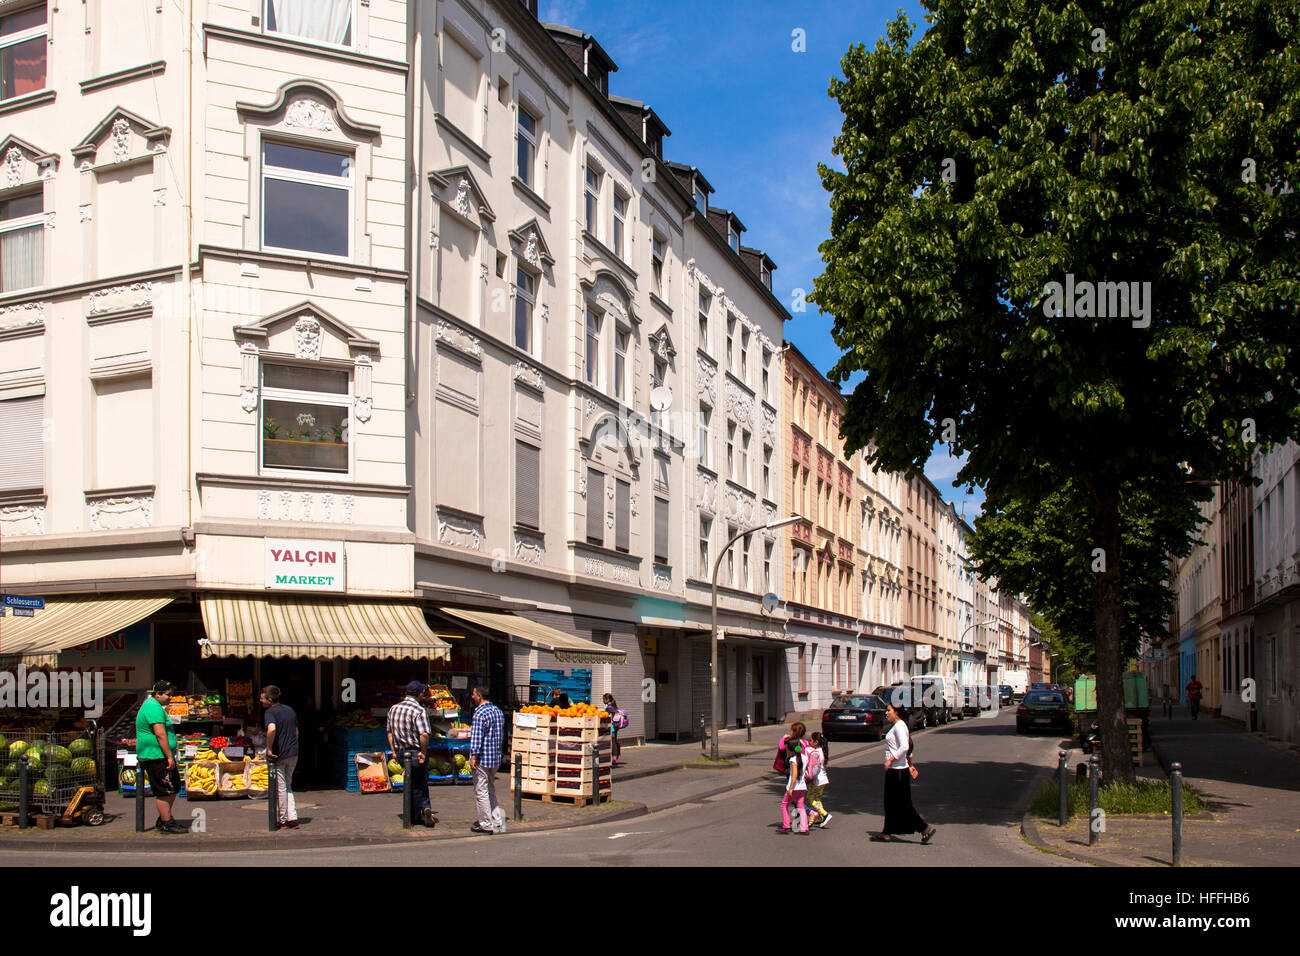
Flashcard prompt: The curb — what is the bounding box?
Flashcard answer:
[1019,810,1111,867]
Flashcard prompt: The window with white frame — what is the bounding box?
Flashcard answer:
[698,289,710,347]
[761,262,771,290]
[740,429,750,485]
[517,105,538,189]
[584,163,601,237]
[0,190,42,292]
[514,265,536,353]
[260,362,350,475]
[728,222,739,253]
[764,540,774,592]
[585,308,602,386]
[0,4,46,101]
[699,514,712,574]
[651,235,665,296]
[694,184,706,213]
[726,524,737,585]
[725,317,736,370]
[0,395,43,491]
[742,540,751,591]
[262,142,352,258]
[613,326,629,402]
[726,421,736,479]
[612,191,627,259]
[762,347,771,399]
[698,404,711,468]
[264,0,353,47]
[740,328,750,378]
[763,445,772,499]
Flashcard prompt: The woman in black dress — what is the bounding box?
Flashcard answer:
[871,702,937,843]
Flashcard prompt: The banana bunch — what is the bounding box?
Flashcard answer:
[248,764,269,791]
[194,748,218,762]
[187,765,217,794]
[220,772,247,791]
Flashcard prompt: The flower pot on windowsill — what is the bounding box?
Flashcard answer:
[264,438,348,471]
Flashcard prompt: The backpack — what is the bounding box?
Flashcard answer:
[803,745,823,783]
[773,736,798,773]
[612,709,629,729]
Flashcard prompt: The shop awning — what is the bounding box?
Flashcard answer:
[433,606,627,665]
[0,595,173,661]
[200,595,451,661]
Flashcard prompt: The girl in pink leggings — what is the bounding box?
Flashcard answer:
[779,730,808,834]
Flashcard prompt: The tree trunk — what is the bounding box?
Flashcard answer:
[1087,478,1137,786]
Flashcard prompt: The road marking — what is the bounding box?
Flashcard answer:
[608,831,657,840]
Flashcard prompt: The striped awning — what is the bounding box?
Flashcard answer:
[434,606,627,665]
[200,595,451,661]
[0,595,173,661]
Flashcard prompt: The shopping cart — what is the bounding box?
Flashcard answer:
[0,723,106,826]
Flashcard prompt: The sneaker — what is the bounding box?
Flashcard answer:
[285,819,300,830]
[491,808,506,833]
[818,813,833,829]
[160,820,186,834]
[470,822,494,835]
[776,826,791,834]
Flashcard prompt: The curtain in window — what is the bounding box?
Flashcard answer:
[270,0,352,45]
[0,225,42,292]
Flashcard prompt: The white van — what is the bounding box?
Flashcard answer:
[911,674,959,726]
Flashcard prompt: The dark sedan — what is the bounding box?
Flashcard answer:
[821,694,888,741]
[998,685,1014,707]
[1016,690,1072,734]
[870,685,928,732]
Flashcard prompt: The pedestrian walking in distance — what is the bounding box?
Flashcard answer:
[871,703,936,844]
[778,723,809,834]
[469,685,506,835]
[1185,675,1203,720]
[260,685,299,830]
[805,732,832,829]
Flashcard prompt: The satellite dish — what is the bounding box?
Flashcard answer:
[761,593,780,614]
[650,386,672,412]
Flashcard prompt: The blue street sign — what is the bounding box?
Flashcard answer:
[3,595,43,610]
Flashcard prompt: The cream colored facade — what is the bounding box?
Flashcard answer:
[1174,485,1222,711]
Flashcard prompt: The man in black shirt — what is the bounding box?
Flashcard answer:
[260,686,299,830]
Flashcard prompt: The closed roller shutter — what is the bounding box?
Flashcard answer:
[615,479,630,552]
[586,469,604,544]
[610,630,646,742]
[691,641,712,739]
[516,441,540,529]
[654,497,668,564]
[0,395,44,491]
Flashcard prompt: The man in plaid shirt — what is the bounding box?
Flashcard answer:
[387,680,435,827]
[468,685,505,834]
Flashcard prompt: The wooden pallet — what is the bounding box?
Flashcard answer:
[518,789,611,807]
[0,812,56,829]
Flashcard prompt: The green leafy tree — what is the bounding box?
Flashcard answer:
[813,0,1299,782]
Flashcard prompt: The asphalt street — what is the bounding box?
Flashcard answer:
[1,710,1080,866]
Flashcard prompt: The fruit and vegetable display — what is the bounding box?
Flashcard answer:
[455,753,471,777]
[519,703,607,718]
[186,763,218,796]
[355,753,390,793]
[428,685,459,710]
[331,710,383,729]
[248,762,269,793]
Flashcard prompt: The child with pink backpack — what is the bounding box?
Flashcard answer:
[778,724,809,834]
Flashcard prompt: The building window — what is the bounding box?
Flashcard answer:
[514,266,535,353]
[586,468,605,545]
[740,430,750,486]
[651,235,665,296]
[742,542,751,591]
[726,421,736,479]
[585,163,600,237]
[654,452,670,495]
[262,142,352,258]
[0,5,47,101]
[0,394,43,491]
[585,309,602,386]
[516,441,540,529]
[0,191,42,292]
[699,514,712,574]
[727,524,737,585]
[264,0,353,47]
[726,317,735,370]
[740,328,750,378]
[764,541,773,592]
[517,105,538,188]
[260,362,350,475]
[763,446,772,499]
[694,184,707,213]
[698,289,710,347]
[698,405,711,468]
[728,223,739,253]
[612,192,627,259]
[654,496,669,564]
[761,262,771,290]
[615,478,630,553]
[614,327,629,402]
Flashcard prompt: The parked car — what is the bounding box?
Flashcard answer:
[913,673,959,726]
[871,685,928,732]
[1016,690,1073,734]
[1029,682,1053,692]
[960,684,993,717]
[821,693,888,741]
[998,685,1014,707]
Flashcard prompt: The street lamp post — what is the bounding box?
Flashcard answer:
[711,515,798,762]
[959,619,997,684]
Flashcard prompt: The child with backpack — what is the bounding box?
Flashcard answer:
[778,723,809,834]
[805,732,831,828]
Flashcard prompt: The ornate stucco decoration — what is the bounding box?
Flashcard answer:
[285,97,337,132]
[294,316,322,360]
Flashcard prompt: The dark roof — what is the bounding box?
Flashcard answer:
[542,24,618,75]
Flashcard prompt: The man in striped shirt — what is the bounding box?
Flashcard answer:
[387,681,435,827]
[468,685,505,834]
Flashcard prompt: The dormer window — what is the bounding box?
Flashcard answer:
[761,263,771,290]
[264,0,354,47]
[694,184,707,214]
[728,223,739,253]
[589,66,608,95]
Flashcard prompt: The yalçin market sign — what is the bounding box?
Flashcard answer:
[266,539,345,592]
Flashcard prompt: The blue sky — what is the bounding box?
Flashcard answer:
[540,0,983,516]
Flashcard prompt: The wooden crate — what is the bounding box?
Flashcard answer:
[519,788,612,807]
[554,751,611,768]
[510,776,551,795]
[554,768,612,786]
[512,737,553,754]
[0,812,56,829]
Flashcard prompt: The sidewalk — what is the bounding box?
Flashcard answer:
[1022,704,1300,866]
[0,713,836,852]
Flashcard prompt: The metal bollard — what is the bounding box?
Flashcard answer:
[1088,753,1101,846]
[1171,762,1183,866]
[746,714,752,743]
[133,761,145,832]
[700,715,706,754]
[17,756,30,831]
[401,752,413,829]
[267,756,279,831]
[513,752,523,821]
[1057,751,1068,827]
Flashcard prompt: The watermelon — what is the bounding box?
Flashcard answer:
[24,751,42,769]
[32,780,50,795]
[0,777,12,793]
[47,768,70,788]
[8,741,28,757]
[0,735,8,752]
[70,757,95,777]
[119,768,135,786]
[51,745,72,765]
[68,739,91,758]
[4,762,17,777]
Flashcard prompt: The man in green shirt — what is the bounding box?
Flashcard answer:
[135,680,184,834]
